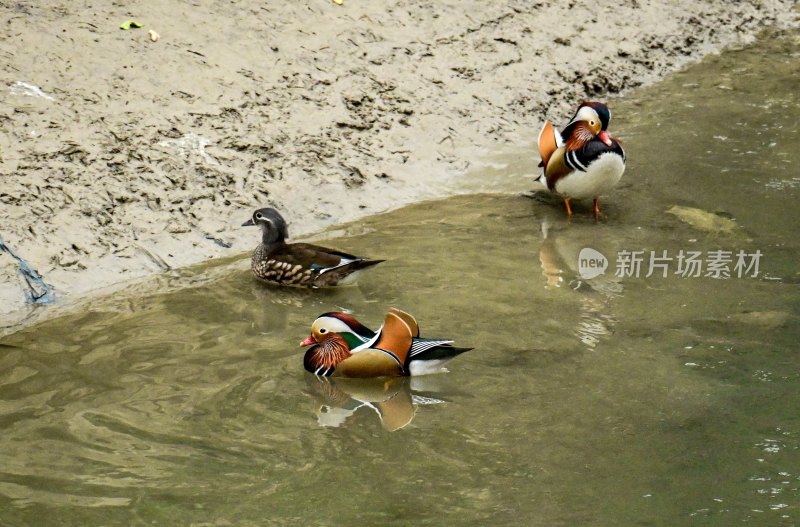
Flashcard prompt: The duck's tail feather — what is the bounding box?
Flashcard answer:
[407,345,472,376]
[318,258,384,285]
[409,338,472,362]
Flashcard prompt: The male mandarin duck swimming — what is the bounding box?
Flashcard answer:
[300,308,471,378]
[535,101,626,218]
[242,207,383,287]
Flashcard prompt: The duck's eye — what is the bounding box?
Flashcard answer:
[255,212,263,220]
[319,328,327,334]
[590,120,596,126]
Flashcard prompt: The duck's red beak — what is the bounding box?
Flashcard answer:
[300,334,316,347]
[599,130,613,147]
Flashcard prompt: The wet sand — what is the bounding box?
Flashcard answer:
[0,0,796,327]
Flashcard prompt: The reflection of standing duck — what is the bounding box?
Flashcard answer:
[535,102,626,218]
[242,208,383,287]
[535,212,622,348]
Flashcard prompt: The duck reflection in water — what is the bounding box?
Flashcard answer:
[304,375,446,432]
[534,207,624,349]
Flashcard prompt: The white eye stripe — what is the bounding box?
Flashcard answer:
[571,106,600,125]
[313,317,355,335]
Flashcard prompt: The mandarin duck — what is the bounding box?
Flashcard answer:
[242,207,383,287]
[535,101,626,218]
[300,308,471,378]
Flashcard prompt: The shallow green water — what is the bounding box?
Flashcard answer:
[2,28,800,527]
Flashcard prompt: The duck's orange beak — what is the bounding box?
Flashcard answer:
[599,130,613,147]
[300,334,316,347]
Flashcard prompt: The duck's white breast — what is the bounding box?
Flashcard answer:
[555,153,625,200]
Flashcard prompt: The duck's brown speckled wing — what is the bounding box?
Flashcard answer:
[268,242,350,269]
[253,243,382,287]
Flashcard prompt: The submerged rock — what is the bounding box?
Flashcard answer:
[729,310,791,329]
[666,205,739,234]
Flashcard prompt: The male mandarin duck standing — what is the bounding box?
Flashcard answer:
[242,207,383,287]
[300,308,471,378]
[535,102,626,218]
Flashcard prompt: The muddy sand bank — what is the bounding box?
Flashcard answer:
[1,1,797,329]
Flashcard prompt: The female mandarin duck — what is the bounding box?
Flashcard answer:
[300,308,471,378]
[242,207,383,287]
[535,101,626,218]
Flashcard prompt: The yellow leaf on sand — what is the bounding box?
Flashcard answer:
[333,0,343,4]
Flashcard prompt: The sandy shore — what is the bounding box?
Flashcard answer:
[1,0,796,327]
